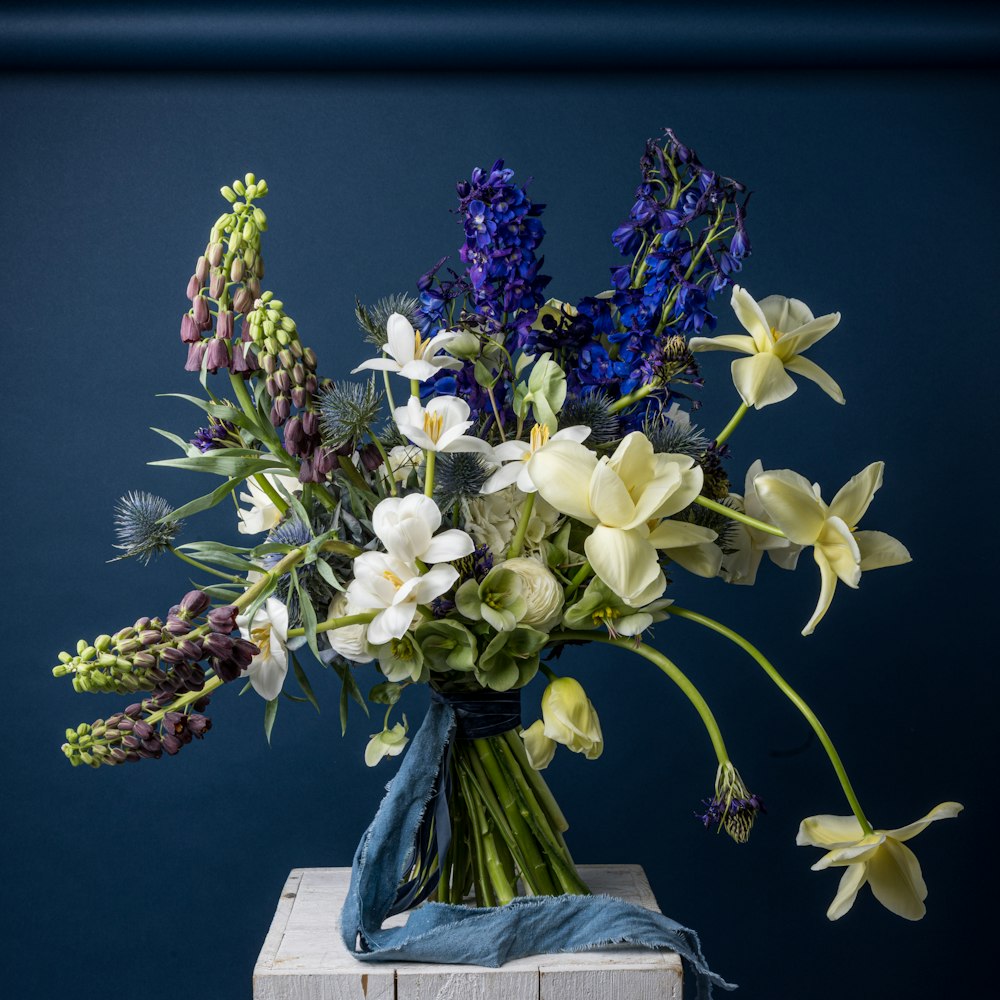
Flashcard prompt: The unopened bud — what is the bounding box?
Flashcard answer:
[220,185,237,203]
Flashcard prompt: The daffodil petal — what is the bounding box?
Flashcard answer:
[854,530,912,572]
[584,525,660,605]
[731,352,798,409]
[866,840,927,920]
[796,813,867,848]
[774,311,840,357]
[884,802,964,842]
[688,333,758,355]
[754,470,826,544]
[783,354,845,404]
[826,863,868,921]
[828,462,884,526]
[802,548,839,636]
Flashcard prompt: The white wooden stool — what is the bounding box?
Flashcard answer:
[254,864,682,999]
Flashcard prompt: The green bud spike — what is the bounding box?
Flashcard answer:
[233,179,246,196]
[95,635,112,651]
[253,207,267,228]
[76,639,87,655]
[220,186,237,203]
[58,652,72,664]
[245,183,258,200]
[242,221,254,242]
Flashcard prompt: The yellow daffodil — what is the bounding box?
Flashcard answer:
[753,462,910,635]
[690,285,844,409]
[797,803,963,920]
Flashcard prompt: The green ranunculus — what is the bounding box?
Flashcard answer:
[476,626,547,691]
[415,619,478,673]
[455,565,526,633]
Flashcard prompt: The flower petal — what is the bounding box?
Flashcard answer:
[796,813,867,848]
[730,285,773,352]
[411,563,460,604]
[552,425,593,444]
[829,462,884,527]
[647,519,717,549]
[607,432,655,488]
[817,516,862,588]
[783,355,845,404]
[826,863,868,921]
[367,603,417,645]
[884,802,964,843]
[731,352,798,409]
[421,528,475,563]
[589,459,635,528]
[775,311,840,357]
[386,313,416,364]
[247,649,287,701]
[481,463,523,495]
[351,357,400,374]
[866,840,927,920]
[528,439,599,524]
[669,541,724,578]
[688,333,758,355]
[585,525,660,605]
[758,294,812,332]
[754,470,826,544]
[802,548,839,636]
[855,531,912,571]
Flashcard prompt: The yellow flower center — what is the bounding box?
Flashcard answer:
[383,569,405,589]
[250,624,272,658]
[525,423,550,461]
[770,325,783,341]
[423,410,444,443]
[414,330,428,359]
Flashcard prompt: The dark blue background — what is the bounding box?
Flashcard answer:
[3,49,997,1000]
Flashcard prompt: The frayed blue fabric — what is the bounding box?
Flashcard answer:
[341,698,736,998]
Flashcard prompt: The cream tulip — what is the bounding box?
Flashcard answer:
[528,431,718,604]
[690,285,844,409]
[352,313,463,382]
[371,493,474,566]
[541,676,603,760]
[236,473,303,535]
[236,598,306,701]
[520,719,557,770]
[481,422,592,495]
[754,462,911,635]
[797,802,963,920]
[393,395,493,455]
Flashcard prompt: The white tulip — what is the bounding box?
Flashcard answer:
[236,473,303,535]
[236,598,306,701]
[754,462,911,635]
[382,445,423,486]
[393,395,493,455]
[351,313,463,382]
[371,493,474,566]
[502,557,563,630]
[690,285,844,409]
[541,677,603,760]
[481,422,591,495]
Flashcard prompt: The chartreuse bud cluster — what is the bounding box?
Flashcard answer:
[180,172,269,376]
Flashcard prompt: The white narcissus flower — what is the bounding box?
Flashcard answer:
[720,459,803,585]
[346,552,457,646]
[236,473,303,534]
[236,598,306,701]
[371,493,474,565]
[323,593,374,665]
[501,557,563,630]
[528,431,720,605]
[520,719,557,770]
[351,312,463,382]
[690,285,844,409]
[481,422,592,495]
[797,802,963,921]
[541,676,603,760]
[364,722,409,767]
[393,395,493,455]
[754,462,911,635]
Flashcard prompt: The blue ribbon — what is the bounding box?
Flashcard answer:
[341,695,736,999]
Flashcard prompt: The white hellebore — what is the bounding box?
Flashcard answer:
[754,461,911,635]
[721,459,803,585]
[236,473,303,534]
[481,422,591,494]
[351,312,463,382]
[372,493,475,566]
[393,395,493,455]
[529,431,719,605]
[797,802,963,921]
[236,598,306,701]
[690,285,844,409]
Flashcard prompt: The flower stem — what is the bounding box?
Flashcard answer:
[287,611,376,639]
[382,369,397,415]
[506,490,536,558]
[168,545,244,583]
[693,494,787,538]
[714,401,749,447]
[369,434,398,496]
[486,385,507,442]
[665,605,874,834]
[251,474,289,516]
[410,378,420,399]
[423,449,437,497]
[607,382,654,415]
[549,632,730,764]
[564,561,592,599]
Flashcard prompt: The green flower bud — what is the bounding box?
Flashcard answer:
[253,207,267,228]
[94,634,112,652]
[245,183,258,200]
[233,179,246,196]
[220,185,237,203]
[242,221,255,242]
[415,620,477,673]
[443,330,482,361]
[229,231,243,252]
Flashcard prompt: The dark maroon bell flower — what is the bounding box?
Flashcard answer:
[179,590,211,617]
[207,605,238,633]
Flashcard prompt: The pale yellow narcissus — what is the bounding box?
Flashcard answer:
[753,461,911,635]
[797,802,963,920]
[689,285,844,409]
[352,312,463,382]
[528,431,719,605]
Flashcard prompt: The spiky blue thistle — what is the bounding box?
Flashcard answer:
[112,492,182,565]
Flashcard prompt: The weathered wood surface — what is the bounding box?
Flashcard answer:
[253,864,682,1000]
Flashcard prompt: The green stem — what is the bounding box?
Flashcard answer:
[410,378,420,399]
[424,448,437,497]
[606,382,654,415]
[228,371,299,475]
[287,611,375,639]
[251,474,289,516]
[549,632,729,764]
[143,674,224,727]
[693,494,787,538]
[382,369,397,416]
[714,401,749,447]
[665,605,874,834]
[506,491,536,558]
[564,561,592,599]
[370,435,398,496]
[168,546,243,583]
[486,385,507,442]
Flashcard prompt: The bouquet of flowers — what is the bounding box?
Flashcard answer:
[52,130,961,989]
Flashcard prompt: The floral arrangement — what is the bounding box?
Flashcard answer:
[52,131,961,982]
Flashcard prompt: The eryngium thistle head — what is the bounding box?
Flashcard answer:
[317,378,384,449]
[112,492,181,565]
[643,413,709,458]
[698,443,731,501]
[433,452,490,509]
[356,294,421,347]
[560,391,621,445]
[696,762,765,844]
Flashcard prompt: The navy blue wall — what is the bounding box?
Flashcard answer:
[3,28,997,1000]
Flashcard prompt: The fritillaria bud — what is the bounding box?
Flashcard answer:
[216,310,234,340]
[209,271,226,299]
[233,288,253,315]
[284,415,305,455]
[184,341,206,372]
[230,257,245,283]
[193,296,212,331]
[179,590,211,617]
[207,606,238,633]
[207,242,224,267]
[203,632,234,659]
[180,314,200,344]
[302,411,318,436]
[186,274,201,300]
[195,255,210,283]
[291,386,308,409]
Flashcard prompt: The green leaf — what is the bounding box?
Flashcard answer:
[243,572,277,629]
[150,453,284,477]
[314,557,344,591]
[150,426,194,453]
[294,569,322,662]
[263,696,279,745]
[291,654,321,714]
[162,477,243,521]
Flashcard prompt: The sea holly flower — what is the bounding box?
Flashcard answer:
[455,565,527,633]
[720,459,803,585]
[236,598,307,701]
[352,312,463,382]
[346,553,459,646]
[754,462,911,635]
[475,626,547,691]
[540,676,603,760]
[371,494,474,566]
[797,802,963,920]
[237,473,303,535]
[520,719,556,770]
[689,285,844,409]
[393,395,493,455]
[529,431,719,605]
[481,423,591,495]
[562,576,672,638]
[415,619,478,673]
[364,721,409,767]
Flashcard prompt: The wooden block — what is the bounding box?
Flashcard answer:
[253,865,682,1000]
